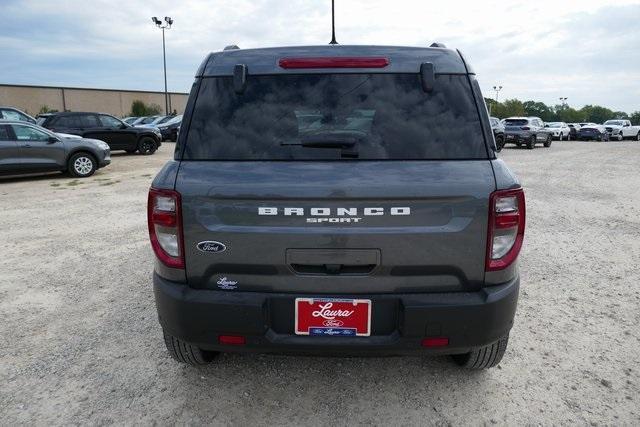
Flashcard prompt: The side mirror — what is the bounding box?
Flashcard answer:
[623,123,630,127]
[48,136,59,144]
[544,124,549,127]
[120,123,128,129]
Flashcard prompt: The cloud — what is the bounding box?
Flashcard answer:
[0,0,638,112]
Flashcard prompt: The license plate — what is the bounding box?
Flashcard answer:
[295,298,371,337]
[507,135,514,139]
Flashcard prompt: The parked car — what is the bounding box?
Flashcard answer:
[567,123,581,140]
[157,114,182,141]
[137,115,172,129]
[149,44,525,370]
[38,112,162,154]
[134,115,162,127]
[578,123,609,141]
[122,116,139,125]
[490,116,505,151]
[0,107,36,124]
[0,121,110,177]
[544,122,571,140]
[603,119,640,141]
[503,116,553,149]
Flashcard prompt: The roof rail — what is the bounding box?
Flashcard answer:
[430,42,447,48]
[224,45,240,51]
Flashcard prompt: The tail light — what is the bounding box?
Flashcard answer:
[486,188,526,271]
[520,126,530,130]
[148,188,184,269]
[279,57,390,69]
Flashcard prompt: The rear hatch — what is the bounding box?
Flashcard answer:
[176,70,495,294]
[504,119,529,133]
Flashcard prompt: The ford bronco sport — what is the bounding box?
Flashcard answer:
[148,44,525,369]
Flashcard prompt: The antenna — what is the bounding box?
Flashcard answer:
[329,0,338,45]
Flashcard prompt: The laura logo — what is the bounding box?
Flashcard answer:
[311,303,355,320]
[217,277,238,290]
[197,241,226,253]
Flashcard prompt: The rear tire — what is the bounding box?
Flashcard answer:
[138,137,157,155]
[526,135,535,149]
[451,334,509,369]
[543,134,552,147]
[163,330,219,365]
[67,152,97,178]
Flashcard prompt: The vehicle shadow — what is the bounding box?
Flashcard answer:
[167,352,492,423]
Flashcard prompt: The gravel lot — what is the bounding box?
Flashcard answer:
[1,141,639,425]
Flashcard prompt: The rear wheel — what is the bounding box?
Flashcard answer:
[526,135,535,149]
[138,137,157,155]
[543,134,552,147]
[495,135,505,152]
[68,152,97,178]
[451,334,509,369]
[163,330,219,365]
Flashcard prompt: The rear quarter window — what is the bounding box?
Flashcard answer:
[182,73,488,160]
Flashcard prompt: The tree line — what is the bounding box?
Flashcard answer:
[485,98,640,125]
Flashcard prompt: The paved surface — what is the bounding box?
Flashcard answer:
[1,141,639,425]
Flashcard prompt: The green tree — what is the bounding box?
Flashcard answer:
[579,105,613,124]
[130,100,163,117]
[523,100,554,121]
[38,105,58,114]
[630,111,640,125]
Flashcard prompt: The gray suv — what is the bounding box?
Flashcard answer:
[504,117,553,149]
[149,45,525,369]
[0,121,110,177]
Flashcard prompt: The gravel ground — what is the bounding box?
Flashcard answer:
[1,141,639,425]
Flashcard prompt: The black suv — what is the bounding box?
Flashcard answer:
[38,112,162,154]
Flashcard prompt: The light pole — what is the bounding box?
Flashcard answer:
[152,16,173,115]
[493,85,503,103]
[559,97,568,108]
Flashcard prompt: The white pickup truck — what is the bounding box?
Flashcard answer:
[603,119,640,141]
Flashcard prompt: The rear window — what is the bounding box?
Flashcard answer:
[183,74,488,160]
[505,119,528,126]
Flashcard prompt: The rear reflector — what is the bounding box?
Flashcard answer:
[218,335,246,345]
[486,188,526,271]
[421,337,449,347]
[279,57,390,69]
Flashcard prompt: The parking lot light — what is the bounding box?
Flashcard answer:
[152,16,173,115]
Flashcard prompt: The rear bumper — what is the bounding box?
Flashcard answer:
[154,273,519,356]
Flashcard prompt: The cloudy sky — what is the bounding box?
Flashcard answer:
[1,0,639,112]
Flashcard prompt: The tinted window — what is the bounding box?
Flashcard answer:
[505,119,528,126]
[80,114,100,127]
[99,115,123,128]
[184,74,488,160]
[53,115,80,128]
[12,125,50,141]
[0,125,11,140]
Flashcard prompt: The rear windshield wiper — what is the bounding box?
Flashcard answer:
[281,133,359,148]
[280,133,360,158]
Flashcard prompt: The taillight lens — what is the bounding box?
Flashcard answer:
[486,188,526,271]
[148,188,184,269]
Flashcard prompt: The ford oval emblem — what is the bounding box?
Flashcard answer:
[197,241,226,253]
